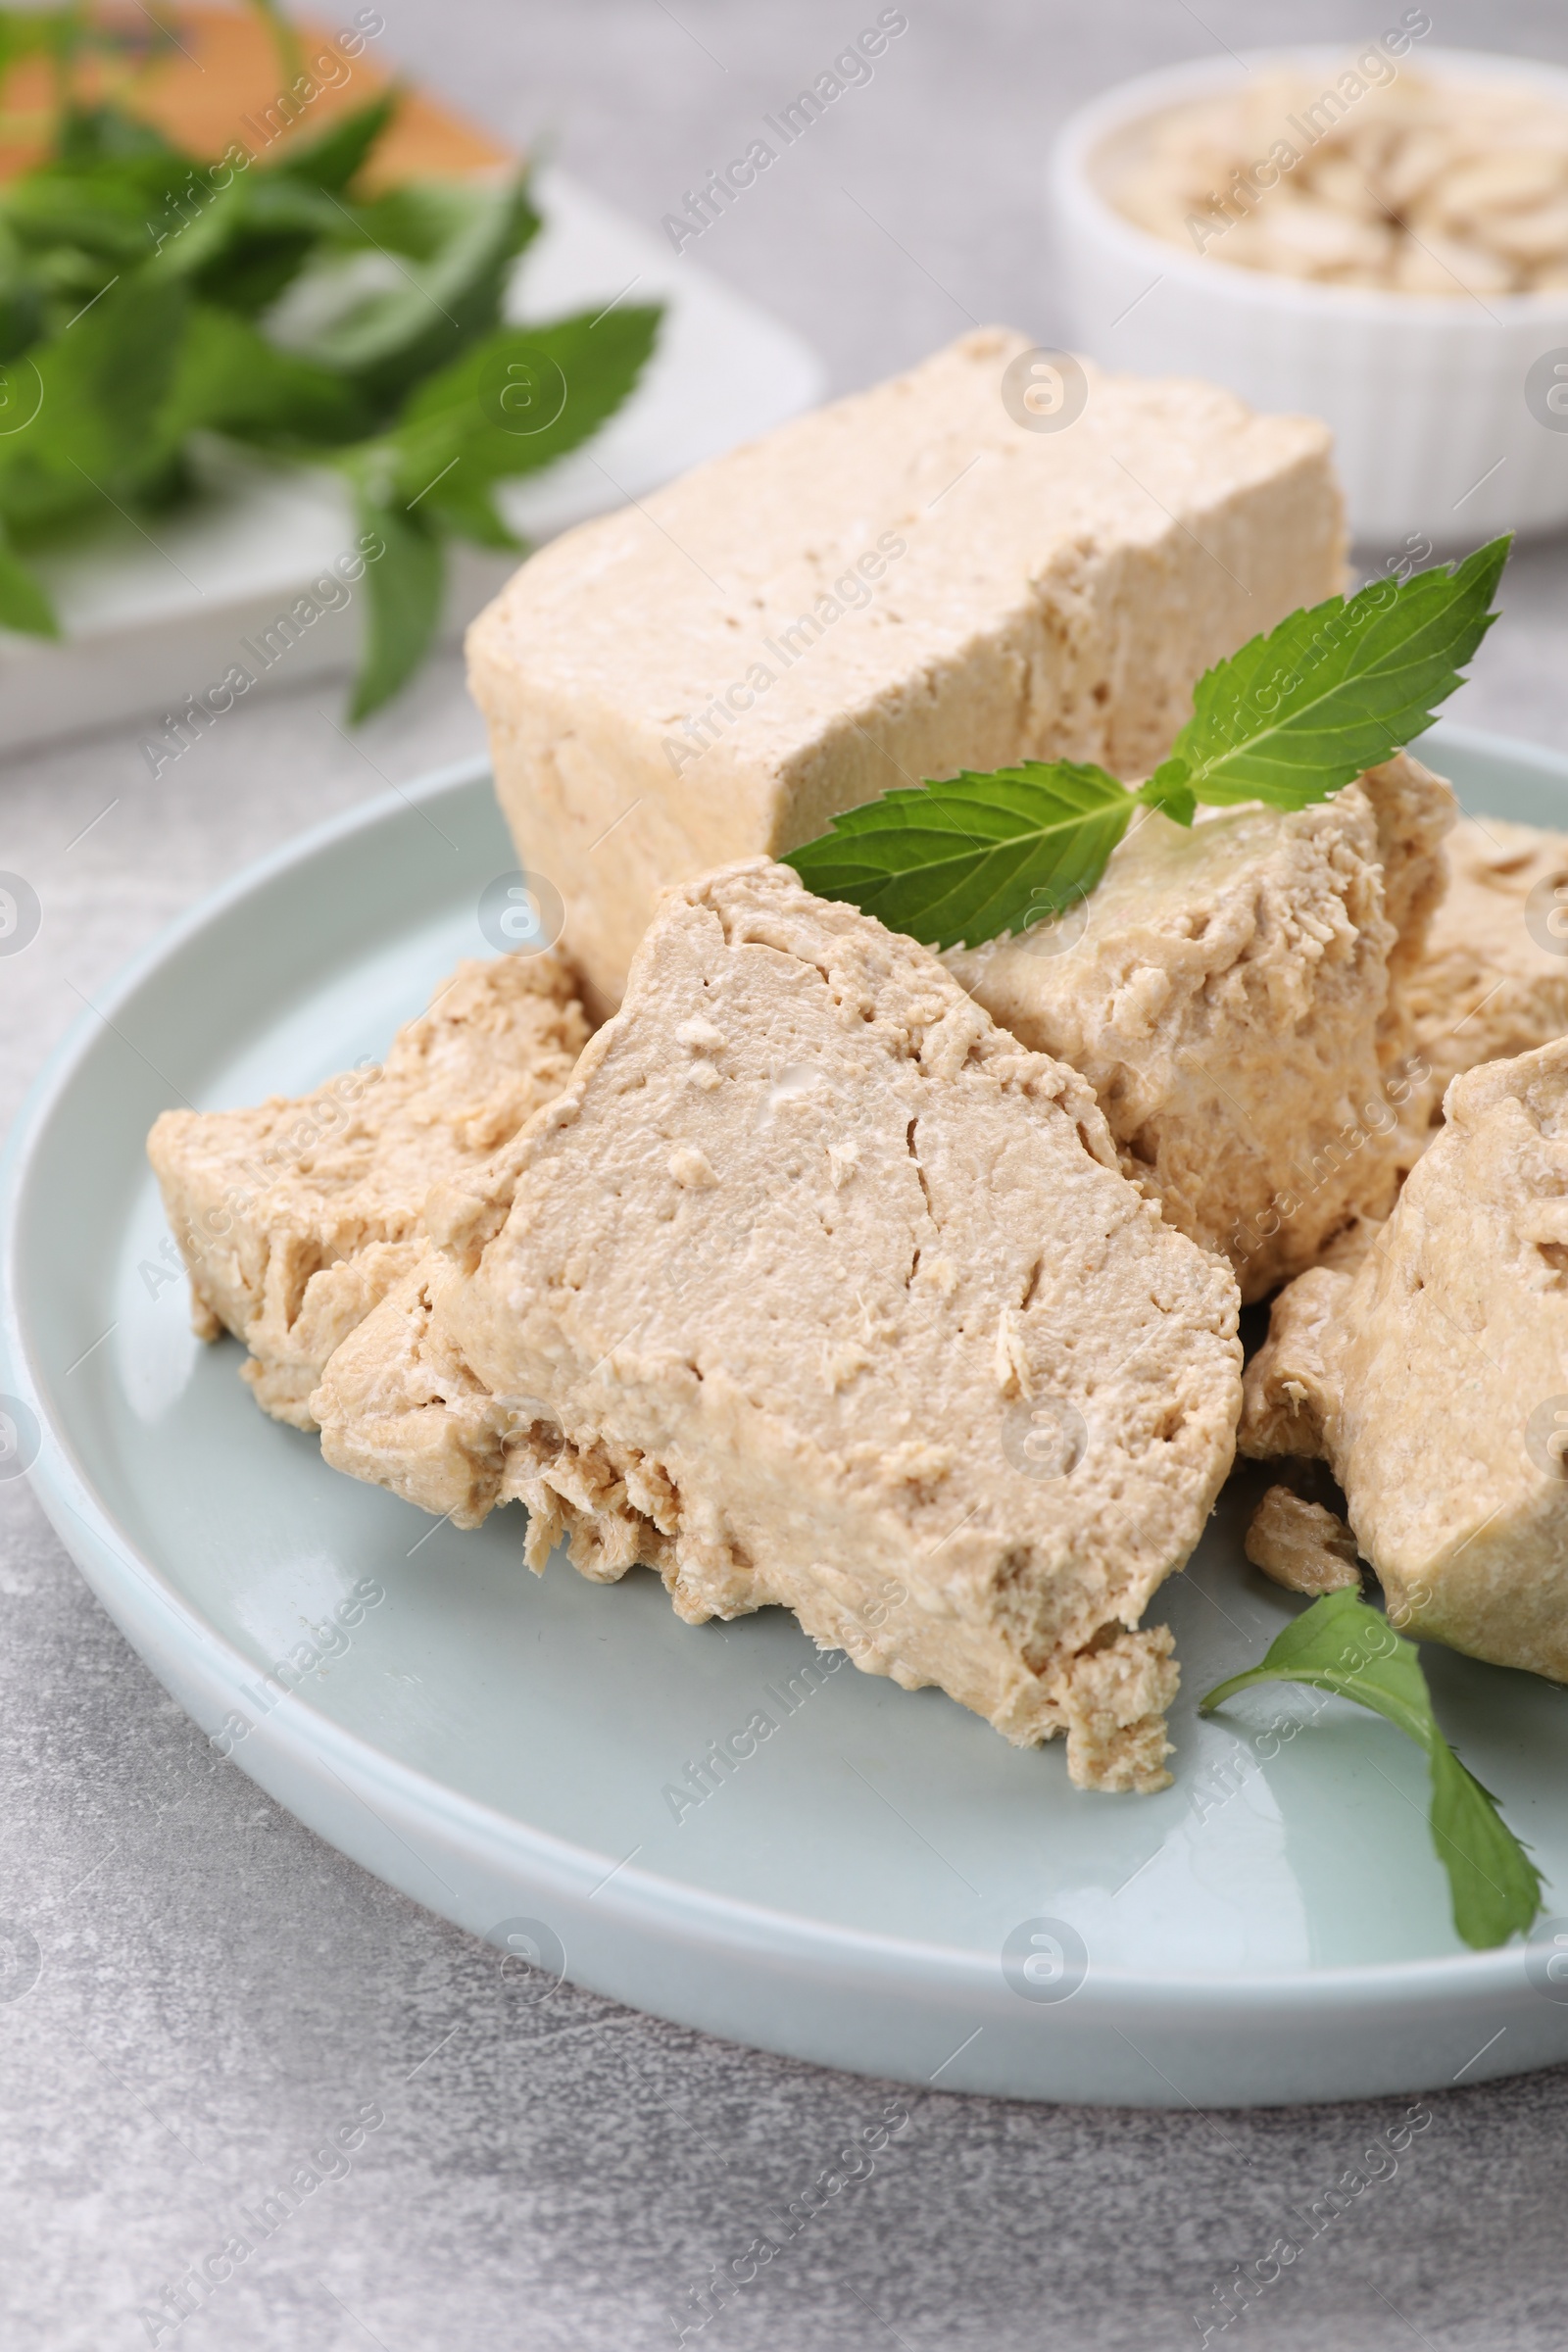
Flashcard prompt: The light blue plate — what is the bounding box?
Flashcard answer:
[6,723,1568,2109]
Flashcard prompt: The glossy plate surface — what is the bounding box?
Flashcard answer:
[5,721,1568,2107]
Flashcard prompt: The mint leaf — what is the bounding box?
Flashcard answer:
[56,105,180,168]
[182,175,347,316]
[1136,764,1196,826]
[246,0,305,88]
[1427,1741,1544,1955]
[270,93,398,196]
[159,304,368,448]
[0,7,77,90]
[1169,537,1509,808]
[0,266,42,364]
[294,177,540,414]
[0,518,57,635]
[0,273,189,531]
[388,306,662,509]
[1200,1589,1544,1950]
[329,301,661,710]
[324,180,494,263]
[346,482,444,721]
[419,471,524,552]
[9,156,206,268]
[785,760,1135,951]
[0,125,655,713]
[783,540,1510,949]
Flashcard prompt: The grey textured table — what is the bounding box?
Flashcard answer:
[6,4,1568,2346]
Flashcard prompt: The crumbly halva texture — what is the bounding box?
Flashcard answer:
[147,954,589,1430]
[1316,811,1568,1277]
[313,862,1244,1790]
[1244,1486,1360,1597]
[1400,812,1568,1157]
[945,755,1454,1300]
[467,326,1346,1015]
[1241,1037,1568,1680]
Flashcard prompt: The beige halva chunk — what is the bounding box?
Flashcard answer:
[946,755,1454,1300]
[1244,1487,1360,1598]
[1313,812,1568,1276]
[468,326,1346,1015]
[1241,1037,1568,1681]
[1399,812,1568,1158]
[313,863,1244,1790]
[148,954,588,1430]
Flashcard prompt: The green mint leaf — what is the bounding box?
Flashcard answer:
[270,93,398,195]
[0,6,78,95]
[0,271,43,364]
[0,136,655,710]
[421,472,525,552]
[295,176,541,415]
[159,304,368,449]
[787,539,1512,952]
[1136,761,1196,825]
[1427,1740,1546,1954]
[246,0,305,89]
[7,158,204,267]
[56,104,180,167]
[1200,1589,1544,1950]
[183,176,349,315]
[152,184,256,284]
[0,272,189,531]
[334,181,502,263]
[1170,537,1510,808]
[182,172,436,324]
[345,481,444,721]
[388,305,662,505]
[784,760,1135,952]
[0,519,58,635]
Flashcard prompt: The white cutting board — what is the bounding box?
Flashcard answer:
[0,166,823,753]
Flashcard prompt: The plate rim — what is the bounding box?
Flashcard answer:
[2,724,1561,2032]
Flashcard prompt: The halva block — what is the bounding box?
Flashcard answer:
[1241,1037,1568,1679]
[467,327,1346,1014]
[148,953,588,1429]
[947,755,1453,1298]
[312,862,1243,1790]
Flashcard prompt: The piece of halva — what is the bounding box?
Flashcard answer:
[1240,1037,1568,1680]
[467,326,1346,1015]
[1400,812,1568,1156]
[945,755,1454,1299]
[148,953,588,1429]
[1244,1487,1360,1597]
[312,861,1243,1792]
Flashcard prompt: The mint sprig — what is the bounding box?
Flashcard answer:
[786,540,1509,950]
[1162,534,1509,808]
[778,759,1129,956]
[0,83,662,718]
[1200,1589,1544,1951]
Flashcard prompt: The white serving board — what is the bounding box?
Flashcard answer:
[0,166,823,754]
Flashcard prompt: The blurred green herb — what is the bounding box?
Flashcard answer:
[0,8,661,713]
[1200,1588,1544,1952]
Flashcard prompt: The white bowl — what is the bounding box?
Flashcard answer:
[1050,46,1568,543]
